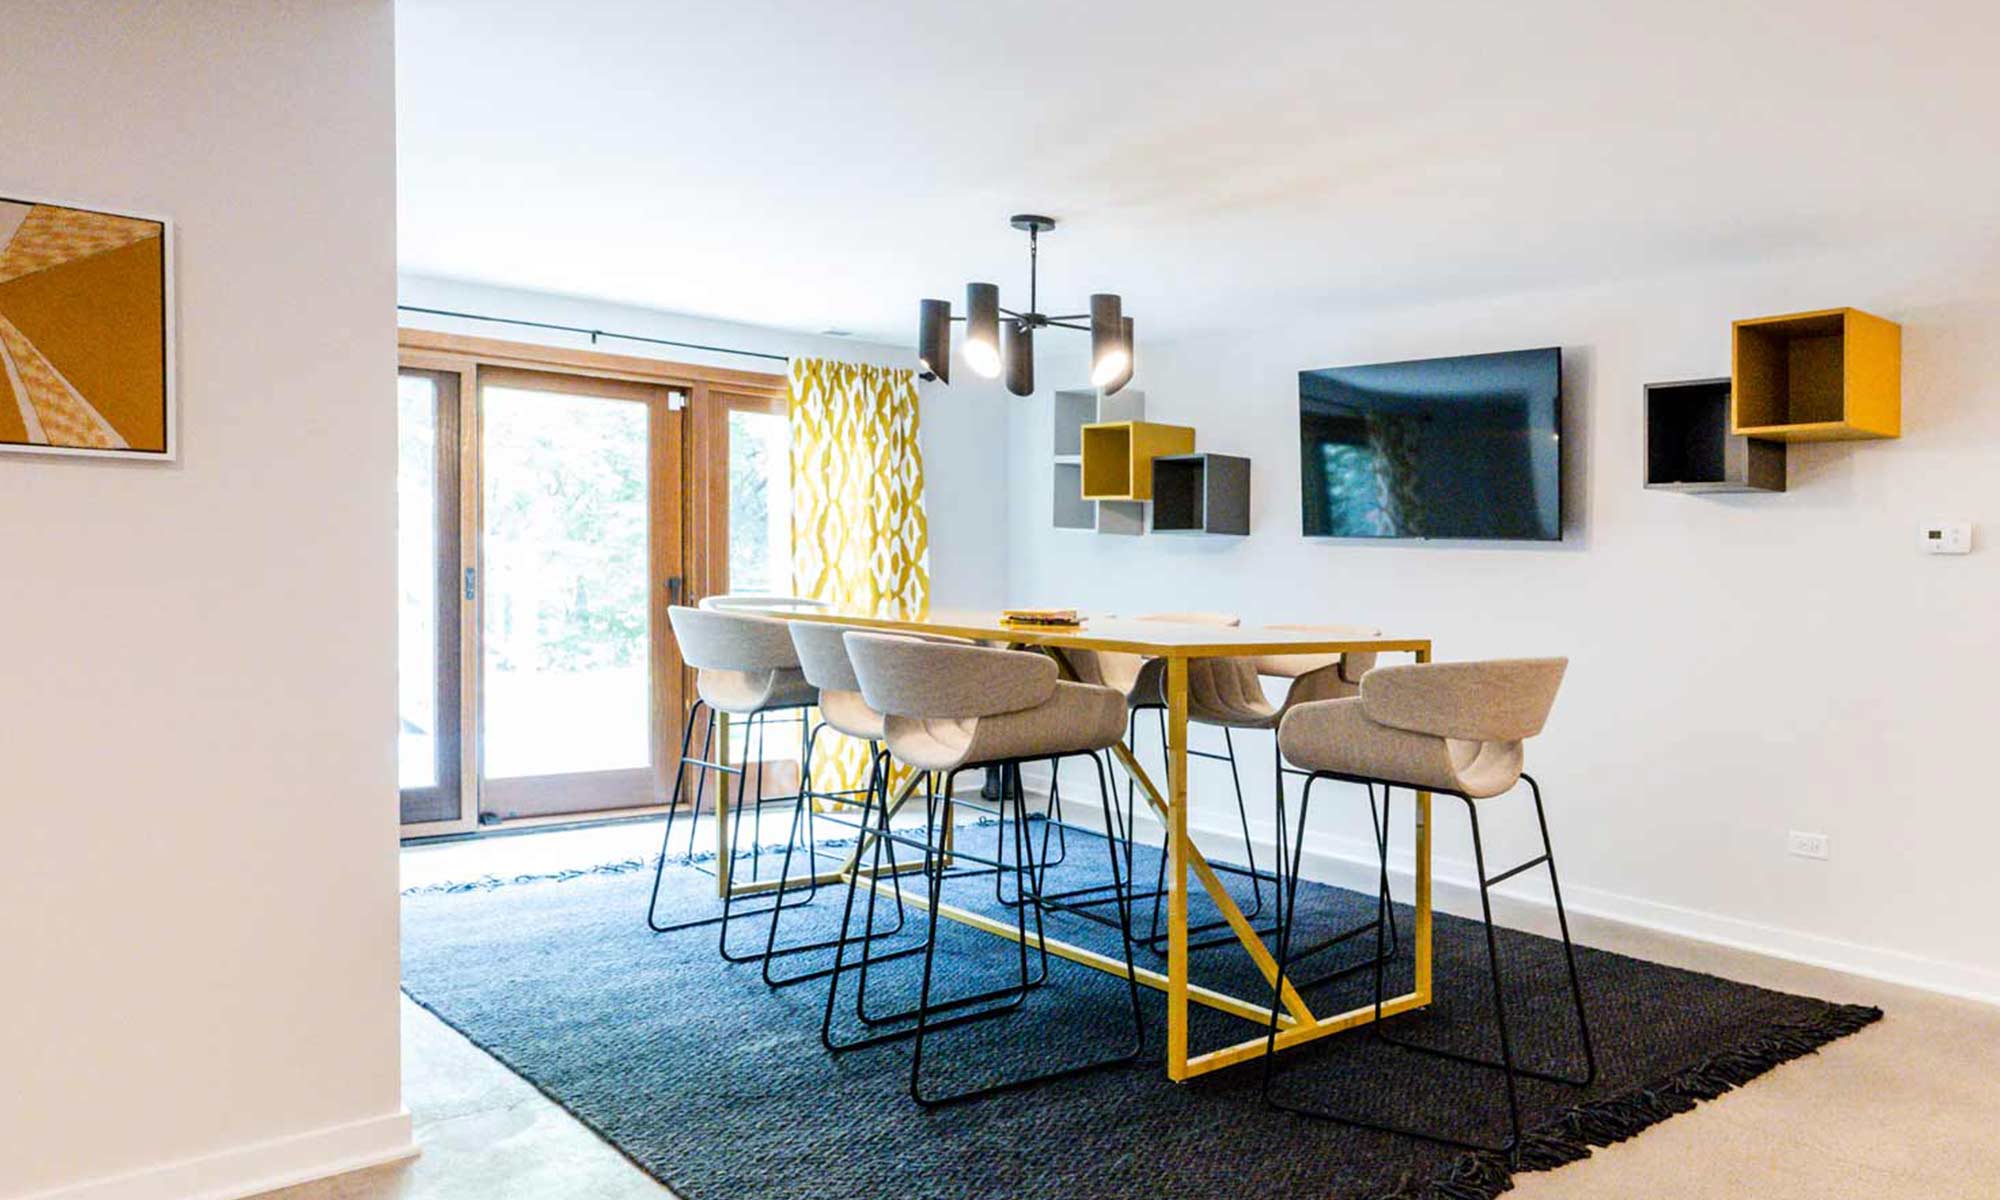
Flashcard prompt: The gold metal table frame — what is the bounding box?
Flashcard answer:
[726,609,1433,1082]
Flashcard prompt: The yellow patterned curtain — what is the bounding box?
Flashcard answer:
[787,358,930,790]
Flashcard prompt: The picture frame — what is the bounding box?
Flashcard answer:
[0,192,175,461]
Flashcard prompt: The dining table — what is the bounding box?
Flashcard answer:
[741,607,1436,1083]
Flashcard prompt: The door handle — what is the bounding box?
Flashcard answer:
[665,575,683,605]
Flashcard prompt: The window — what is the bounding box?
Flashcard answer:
[726,405,792,594]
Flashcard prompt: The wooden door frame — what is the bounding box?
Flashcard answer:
[686,384,789,604]
[398,350,479,838]
[397,329,786,839]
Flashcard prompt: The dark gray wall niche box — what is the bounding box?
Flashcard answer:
[1645,378,1785,493]
[1150,453,1251,534]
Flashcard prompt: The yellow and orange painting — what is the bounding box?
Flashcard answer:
[0,197,171,459]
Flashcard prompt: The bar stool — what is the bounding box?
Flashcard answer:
[835,632,1145,1106]
[1266,657,1596,1158]
[1058,614,1265,936]
[647,605,821,961]
[1153,623,1394,980]
[758,619,929,988]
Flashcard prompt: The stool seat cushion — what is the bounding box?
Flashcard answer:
[696,666,819,715]
[1185,657,1281,729]
[818,687,885,743]
[884,681,1127,772]
[1277,696,1524,799]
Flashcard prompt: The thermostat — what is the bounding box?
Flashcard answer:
[1922,522,1973,554]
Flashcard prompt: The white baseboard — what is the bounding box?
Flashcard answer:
[12,1110,417,1200]
[1032,786,2000,1009]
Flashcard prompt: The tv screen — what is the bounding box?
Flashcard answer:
[1299,347,1562,541]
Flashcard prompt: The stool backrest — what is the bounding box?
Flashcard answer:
[788,619,867,692]
[1359,658,1567,743]
[700,594,830,612]
[845,632,1055,720]
[1255,622,1381,684]
[1073,612,1239,698]
[667,605,800,672]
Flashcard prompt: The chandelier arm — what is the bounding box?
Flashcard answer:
[1044,320,1091,331]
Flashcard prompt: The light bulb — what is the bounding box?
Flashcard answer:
[965,338,1001,378]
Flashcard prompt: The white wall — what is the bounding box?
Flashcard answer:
[0,4,407,1199]
[398,276,1012,608]
[1010,236,2000,1002]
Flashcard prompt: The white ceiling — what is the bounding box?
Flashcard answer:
[396,0,2000,345]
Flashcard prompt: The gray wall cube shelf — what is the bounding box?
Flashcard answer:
[1052,461,1093,530]
[1150,453,1251,535]
[1645,378,1785,493]
[1051,387,1147,533]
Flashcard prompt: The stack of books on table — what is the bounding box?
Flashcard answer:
[1000,608,1082,628]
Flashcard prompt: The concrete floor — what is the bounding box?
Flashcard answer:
[263,823,2000,1200]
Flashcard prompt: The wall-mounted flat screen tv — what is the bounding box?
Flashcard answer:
[1299,347,1562,541]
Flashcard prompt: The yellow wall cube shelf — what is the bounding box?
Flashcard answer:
[1731,307,1901,441]
[1080,420,1195,501]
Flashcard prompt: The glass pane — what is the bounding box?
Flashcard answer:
[482,385,651,778]
[727,408,791,594]
[397,374,440,790]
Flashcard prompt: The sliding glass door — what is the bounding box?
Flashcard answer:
[398,333,787,837]
[476,368,684,821]
[398,368,465,826]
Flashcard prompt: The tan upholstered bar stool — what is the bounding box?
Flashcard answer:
[649,605,821,959]
[836,632,1144,1106]
[756,619,932,989]
[1267,658,1596,1159]
[1143,624,1391,967]
[1054,614,1258,934]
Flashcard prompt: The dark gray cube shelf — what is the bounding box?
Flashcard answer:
[1150,453,1250,535]
[1645,378,1785,493]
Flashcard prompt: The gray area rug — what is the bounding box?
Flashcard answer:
[400,823,1880,1200]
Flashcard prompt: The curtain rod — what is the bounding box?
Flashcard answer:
[396,304,794,364]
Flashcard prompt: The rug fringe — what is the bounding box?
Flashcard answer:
[1390,1000,1884,1200]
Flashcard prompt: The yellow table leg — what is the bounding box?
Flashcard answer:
[1413,644,1432,1003]
[1112,742,1314,1025]
[1165,654,1191,1081]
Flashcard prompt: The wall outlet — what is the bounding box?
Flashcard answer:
[1787,830,1830,860]
[1922,521,1973,554]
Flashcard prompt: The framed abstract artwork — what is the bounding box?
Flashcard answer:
[0,195,174,460]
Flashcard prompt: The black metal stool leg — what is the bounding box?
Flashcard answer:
[683,707,717,861]
[1526,773,1598,1084]
[762,738,918,988]
[1220,726,1264,918]
[1284,780,1399,991]
[823,755,997,1052]
[1092,750,1147,1045]
[647,699,709,931]
[850,767,1040,1035]
[1269,774,1595,1162]
[716,710,765,960]
[1261,770,1316,1081]
[910,752,1145,1107]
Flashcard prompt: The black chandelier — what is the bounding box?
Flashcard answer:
[916,214,1133,397]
